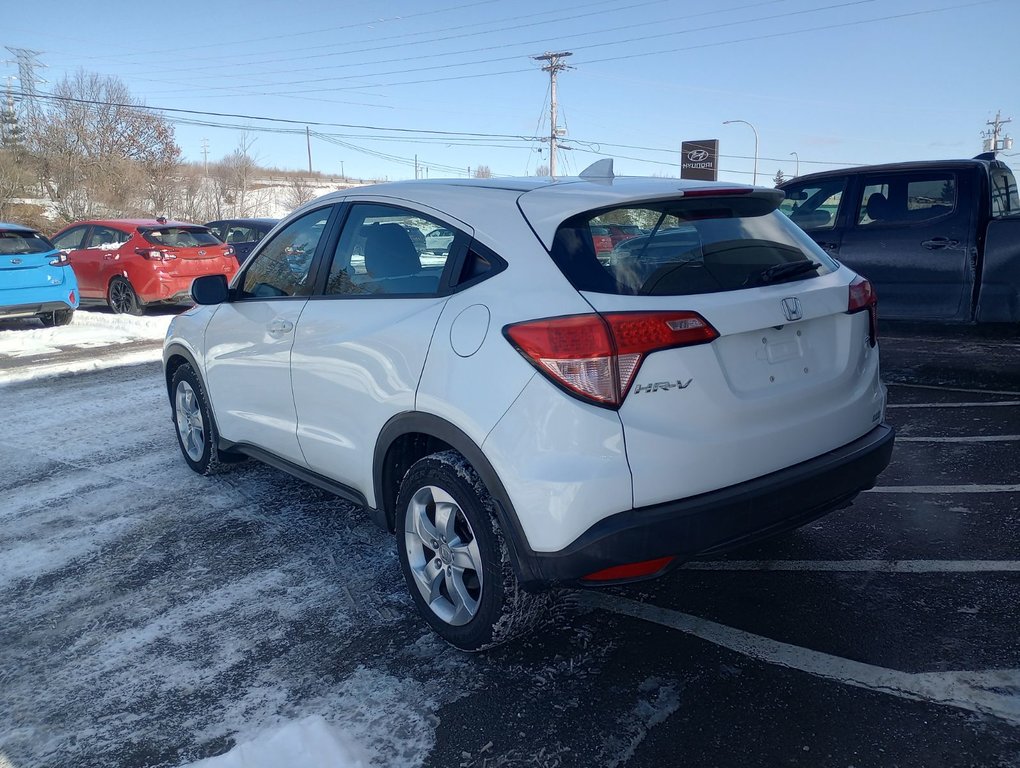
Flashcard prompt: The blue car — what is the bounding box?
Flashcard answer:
[0,222,79,326]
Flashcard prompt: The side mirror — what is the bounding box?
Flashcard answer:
[191,274,230,305]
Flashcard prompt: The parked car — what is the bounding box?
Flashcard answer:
[50,218,238,315]
[424,227,455,254]
[163,167,894,650]
[590,225,613,256]
[0,222,79,326]
[778,155,1020,322]
[205,218,279,264]
[603,223,645,246]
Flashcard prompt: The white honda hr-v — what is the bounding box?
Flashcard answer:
[164,162,894,650]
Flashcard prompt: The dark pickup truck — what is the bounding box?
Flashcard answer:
[778,155,1020,322]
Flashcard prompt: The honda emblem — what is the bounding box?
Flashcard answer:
[782,297,803,321]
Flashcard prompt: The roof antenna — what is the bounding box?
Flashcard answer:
[579,158,615,180]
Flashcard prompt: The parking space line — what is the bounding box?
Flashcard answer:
[867,485,1020,494]
[896,435,1020,443]
[887,401,1020,409]
[683,560,1020,573]
[580,592,1020,725]
[886,382,1020,397]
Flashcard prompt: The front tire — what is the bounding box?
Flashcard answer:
[171,363,229,475]
[38,308,74,327]
[395,450,549,651]
[109,276,144,315]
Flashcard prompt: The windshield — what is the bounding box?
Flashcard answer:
[141,227,221,247]
[550,200,838,296]
[0,229,55,255]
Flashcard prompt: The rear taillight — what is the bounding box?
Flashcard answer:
[136,247,176,262]
[504,311,718,408]
[847,276,878,347]
[49,252,70,266]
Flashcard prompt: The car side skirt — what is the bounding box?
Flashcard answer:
[217,439,374,513]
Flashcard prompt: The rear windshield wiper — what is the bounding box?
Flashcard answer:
[746,259,820,287]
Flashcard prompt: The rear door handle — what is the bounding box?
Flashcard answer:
[267,319,294,337]
[921,237,958,250]
[818,242,840,253]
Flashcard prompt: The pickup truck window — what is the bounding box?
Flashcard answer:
[778,178,846,231]
[856,173,956,226]
[990,166,1019,216]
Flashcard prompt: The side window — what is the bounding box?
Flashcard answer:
[857,173,956,226]
[86,226,129,249]
[52,226,88,251]
[240,207,332,299]
[226,226,256,244]
[206,223,226,240]
[324,204,456,297]
[991,167,1019,217]
[779,178,846,230]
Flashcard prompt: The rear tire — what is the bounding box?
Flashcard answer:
[38,308,74,327]
[395,450,549,651]
[109,276,144,315]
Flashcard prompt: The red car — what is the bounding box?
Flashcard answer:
[50,218,237,314]
[590,225,613,255]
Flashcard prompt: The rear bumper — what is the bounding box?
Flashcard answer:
[518,423,895,586]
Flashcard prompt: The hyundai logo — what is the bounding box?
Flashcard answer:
[687,149,710,162]
[782,297,803,322]
[197,249,206,256]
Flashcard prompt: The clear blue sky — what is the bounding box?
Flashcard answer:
[5,0,1017,182]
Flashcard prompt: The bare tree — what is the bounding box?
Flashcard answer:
[473,165,493,178]
[211,133,272,217]
[283,176,316,211]
[534,164,550,177]
[31,70,181,222]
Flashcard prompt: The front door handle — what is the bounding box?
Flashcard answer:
[921,237,959,250]
[267,319,294,337]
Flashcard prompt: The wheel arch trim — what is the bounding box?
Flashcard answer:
[374,412,541,583]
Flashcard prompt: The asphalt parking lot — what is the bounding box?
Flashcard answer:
[1,321,1018,767]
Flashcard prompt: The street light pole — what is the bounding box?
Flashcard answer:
[723,119,759,185]
[790,151,799,177]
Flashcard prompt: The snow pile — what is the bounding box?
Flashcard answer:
[181,716,370,768]
[0,309,174,384]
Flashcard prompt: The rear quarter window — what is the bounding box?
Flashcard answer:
[550,201,837,296]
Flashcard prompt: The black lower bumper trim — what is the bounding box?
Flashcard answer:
[522,423,895,586]
[0,301,73,318]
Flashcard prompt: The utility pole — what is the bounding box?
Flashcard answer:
[306,127,313,173]
[982,111,1014,154]
[201,138,209,177]
[415,154,419,180]
[533,51,572,178]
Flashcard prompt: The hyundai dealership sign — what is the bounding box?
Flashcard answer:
[680,139,719,181]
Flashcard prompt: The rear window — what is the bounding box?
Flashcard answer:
[141,227,220,247]
[550,200,838,296]
[0,229,55,255]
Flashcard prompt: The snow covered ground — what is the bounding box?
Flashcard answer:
[0,359,476,766]
[0,309,174,385]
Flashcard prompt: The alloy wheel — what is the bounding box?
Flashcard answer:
[404,485,483,626]
[175,380,205,462]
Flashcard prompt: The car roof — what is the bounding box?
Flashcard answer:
[0,222,38,234]
[61,218,203,230]
[778,158,1001,187]
[206,217,279,226]
[303,176,780,250]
